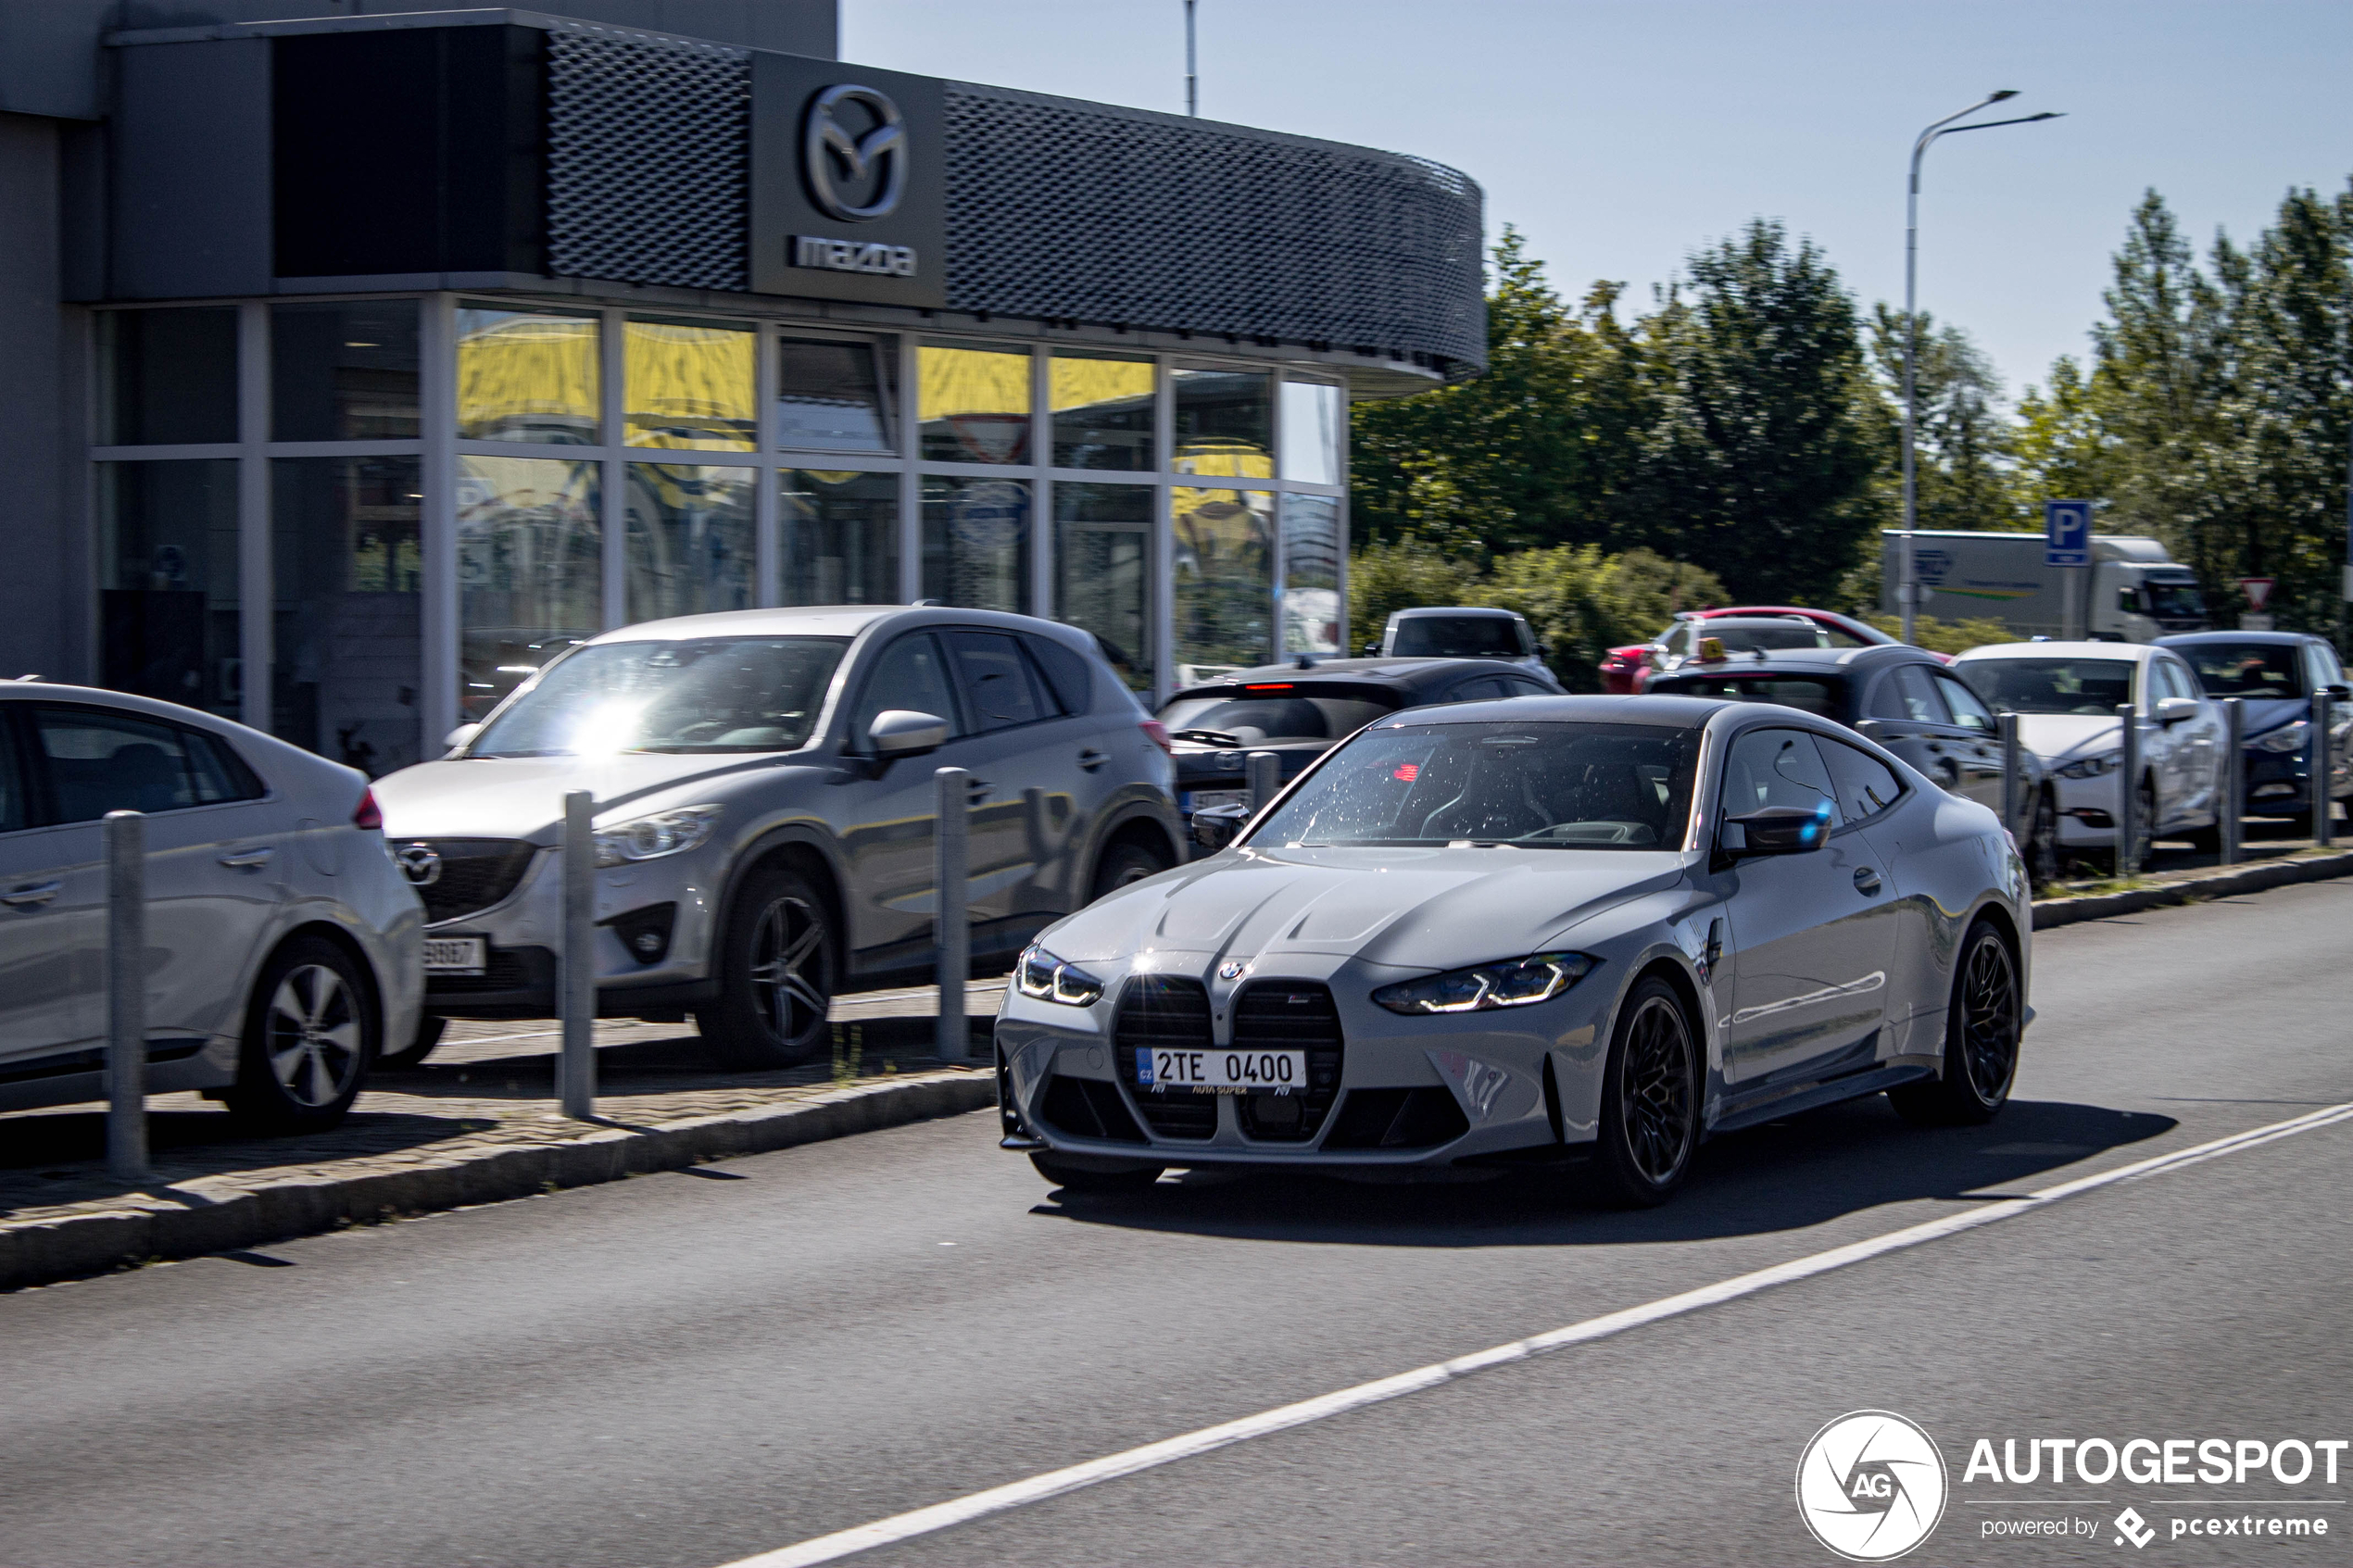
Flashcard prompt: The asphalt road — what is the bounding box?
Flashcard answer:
[5,882,2350,1568]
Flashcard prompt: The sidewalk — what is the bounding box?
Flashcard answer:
[2031,814,2353,928]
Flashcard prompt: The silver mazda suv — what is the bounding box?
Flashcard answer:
[371,607,1180,1066]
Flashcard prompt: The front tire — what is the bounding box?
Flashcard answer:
[224,936,378,1133]
[1890,918,2020,1126]
[696,867,837,1068]
[1590,975,1699,1208]
[2025,788,2061,887]
[1030,1153,1164,1192]
[1088,838,1168,901]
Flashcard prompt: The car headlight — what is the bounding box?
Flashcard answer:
[1016,946,1105,1007]
[1372,951,1596,1015]
[2056,752,2120,780]
[593,804,722,867]
[2254,721,2309,754]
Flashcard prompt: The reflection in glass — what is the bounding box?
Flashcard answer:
[922,476,1031,613]
[1279,381,1343,485]
[98,308,238,445]
[918,344,1030,464]
[456,306,598,445]
[1055,483,1153,692]
[777,337,895,452]
[783,470,899,606]
[1171,368,1271,481]
[457,457,601,721]
[271,457,423,775]
[1051,352,1154,470]
[625,465,755,623]
[98,460,241,716]
[624,318,755,451]
[468,638,847,758]
[1280,494,1342,656]
[1173,487,1273,683]
[271,301,421,441]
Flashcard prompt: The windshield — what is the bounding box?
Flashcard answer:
[1960,658,2135,715]
[2174,642,2302,700]
[470,637,848,757]
[1656,673,1844,720]
[1390,616,1526,659]
[1252,721,1700,850]
[1697,624,1828,654]
[2145,580,2207,619]
[1159,693,1394,745]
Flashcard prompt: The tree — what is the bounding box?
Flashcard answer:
[2010,355,2122,515]
[1867,305,2017,531]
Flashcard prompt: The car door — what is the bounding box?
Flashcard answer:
[0,710,94,1062]
[1716,726,1897,1092]
[24,703,285,1045]
[2153,654,2220,827]
[836,632,969,974]
[1926,670,2007,813]
[1857,664,1955,794]
[937,628,1080,952]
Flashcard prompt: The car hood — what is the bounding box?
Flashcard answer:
[1040,845,1690,974]
[372,751,812,840]
[2235,696,2311,737]
[2014,713,2126,763]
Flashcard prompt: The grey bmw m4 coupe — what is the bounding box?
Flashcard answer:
[996,694,2032,1205]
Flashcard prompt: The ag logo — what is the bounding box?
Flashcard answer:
[1795,1411,1947,1562]
[804,84,905,221]
[395,844,443,887]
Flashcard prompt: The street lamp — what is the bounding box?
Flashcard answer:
[1898,91,2064,644]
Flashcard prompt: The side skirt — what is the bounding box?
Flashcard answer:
[1709,1060,1937,1135]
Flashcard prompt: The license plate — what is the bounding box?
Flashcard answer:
[422,936,486,976]
[1139,1047,1306,1093]
[1185,789,1249,813]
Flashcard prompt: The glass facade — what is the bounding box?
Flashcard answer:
[271,457,423,775]
[624,464,756,623]
[87,299,1348,754]
[782,470,898,606]
[458,456,601,720]
[1055,483,1152,692]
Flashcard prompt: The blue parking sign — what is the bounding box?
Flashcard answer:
[2045,500,2092,567]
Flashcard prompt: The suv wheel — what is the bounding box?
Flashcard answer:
[224,936,377,1133]
[698,866,836,1068]
[1088,838,1169,901]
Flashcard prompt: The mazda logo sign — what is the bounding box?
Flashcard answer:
[804,83,906,222]
[396,845,443,887]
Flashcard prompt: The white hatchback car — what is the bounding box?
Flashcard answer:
[0,683,422,1130]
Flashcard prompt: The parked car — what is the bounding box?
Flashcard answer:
[1601,606,1909,694]
[1954,641,2225,865]
[0,681,421,1128]
[1645,643,2058,882]
[2158,630,2352,826]
[371,608,1181,1068]
[1364,608,1550,674]
[996,693,2031,1204]
[1162,658,1566,840]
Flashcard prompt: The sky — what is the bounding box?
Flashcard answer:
[842,0,2353,403]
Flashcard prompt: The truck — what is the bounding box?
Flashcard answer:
[1879,530,2209,643]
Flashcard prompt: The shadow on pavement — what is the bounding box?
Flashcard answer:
[1033,1097,2176,1248]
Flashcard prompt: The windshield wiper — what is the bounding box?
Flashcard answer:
[1171,728,1243,747]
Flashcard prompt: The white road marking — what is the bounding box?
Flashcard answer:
[717,1100,2353,1568]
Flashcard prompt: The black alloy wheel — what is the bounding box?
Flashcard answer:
[1592,975,1699,1207]
[225,936,378,1133]
[698,867,836,1068]
[1890,918,2020,1127]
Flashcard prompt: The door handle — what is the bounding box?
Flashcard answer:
[1853,866,1882,896]
[1076,748,1108,771]
[219,847,275,869]
[1,880,60,908]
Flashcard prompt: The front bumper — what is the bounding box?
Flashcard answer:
[2051,771,2121,847]
[995,951,1617,1171]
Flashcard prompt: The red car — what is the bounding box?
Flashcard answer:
[1601,607,1918,694]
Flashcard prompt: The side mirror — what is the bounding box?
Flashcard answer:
[868,709,949,759]
[1720,805,1831,859]
[1361,642,1380,657]
[1191,801,1250,853]
[2326,684,2351,701]
[2154,696,2201,727]
[444,723,481,753]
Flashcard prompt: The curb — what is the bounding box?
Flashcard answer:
[2031,847,2353,930]
[0,1070,996,1293]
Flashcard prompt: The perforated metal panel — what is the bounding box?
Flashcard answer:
[941,85,1485,375]
[545,25,750,292]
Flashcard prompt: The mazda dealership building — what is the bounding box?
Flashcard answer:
[0,0,1482,773]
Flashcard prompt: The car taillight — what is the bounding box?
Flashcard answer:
[1139,719,1173,754]
[352,787,384,831]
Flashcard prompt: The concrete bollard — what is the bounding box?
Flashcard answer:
[104,810,148,1185]
[2221,698,2245,866]
[1247,750,1280,820]
[2114,702,2140,876]
[1998,711,2022,842]
[560,789,596,1119]
[935,766,970,1061]
[2313,687,2334,849]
